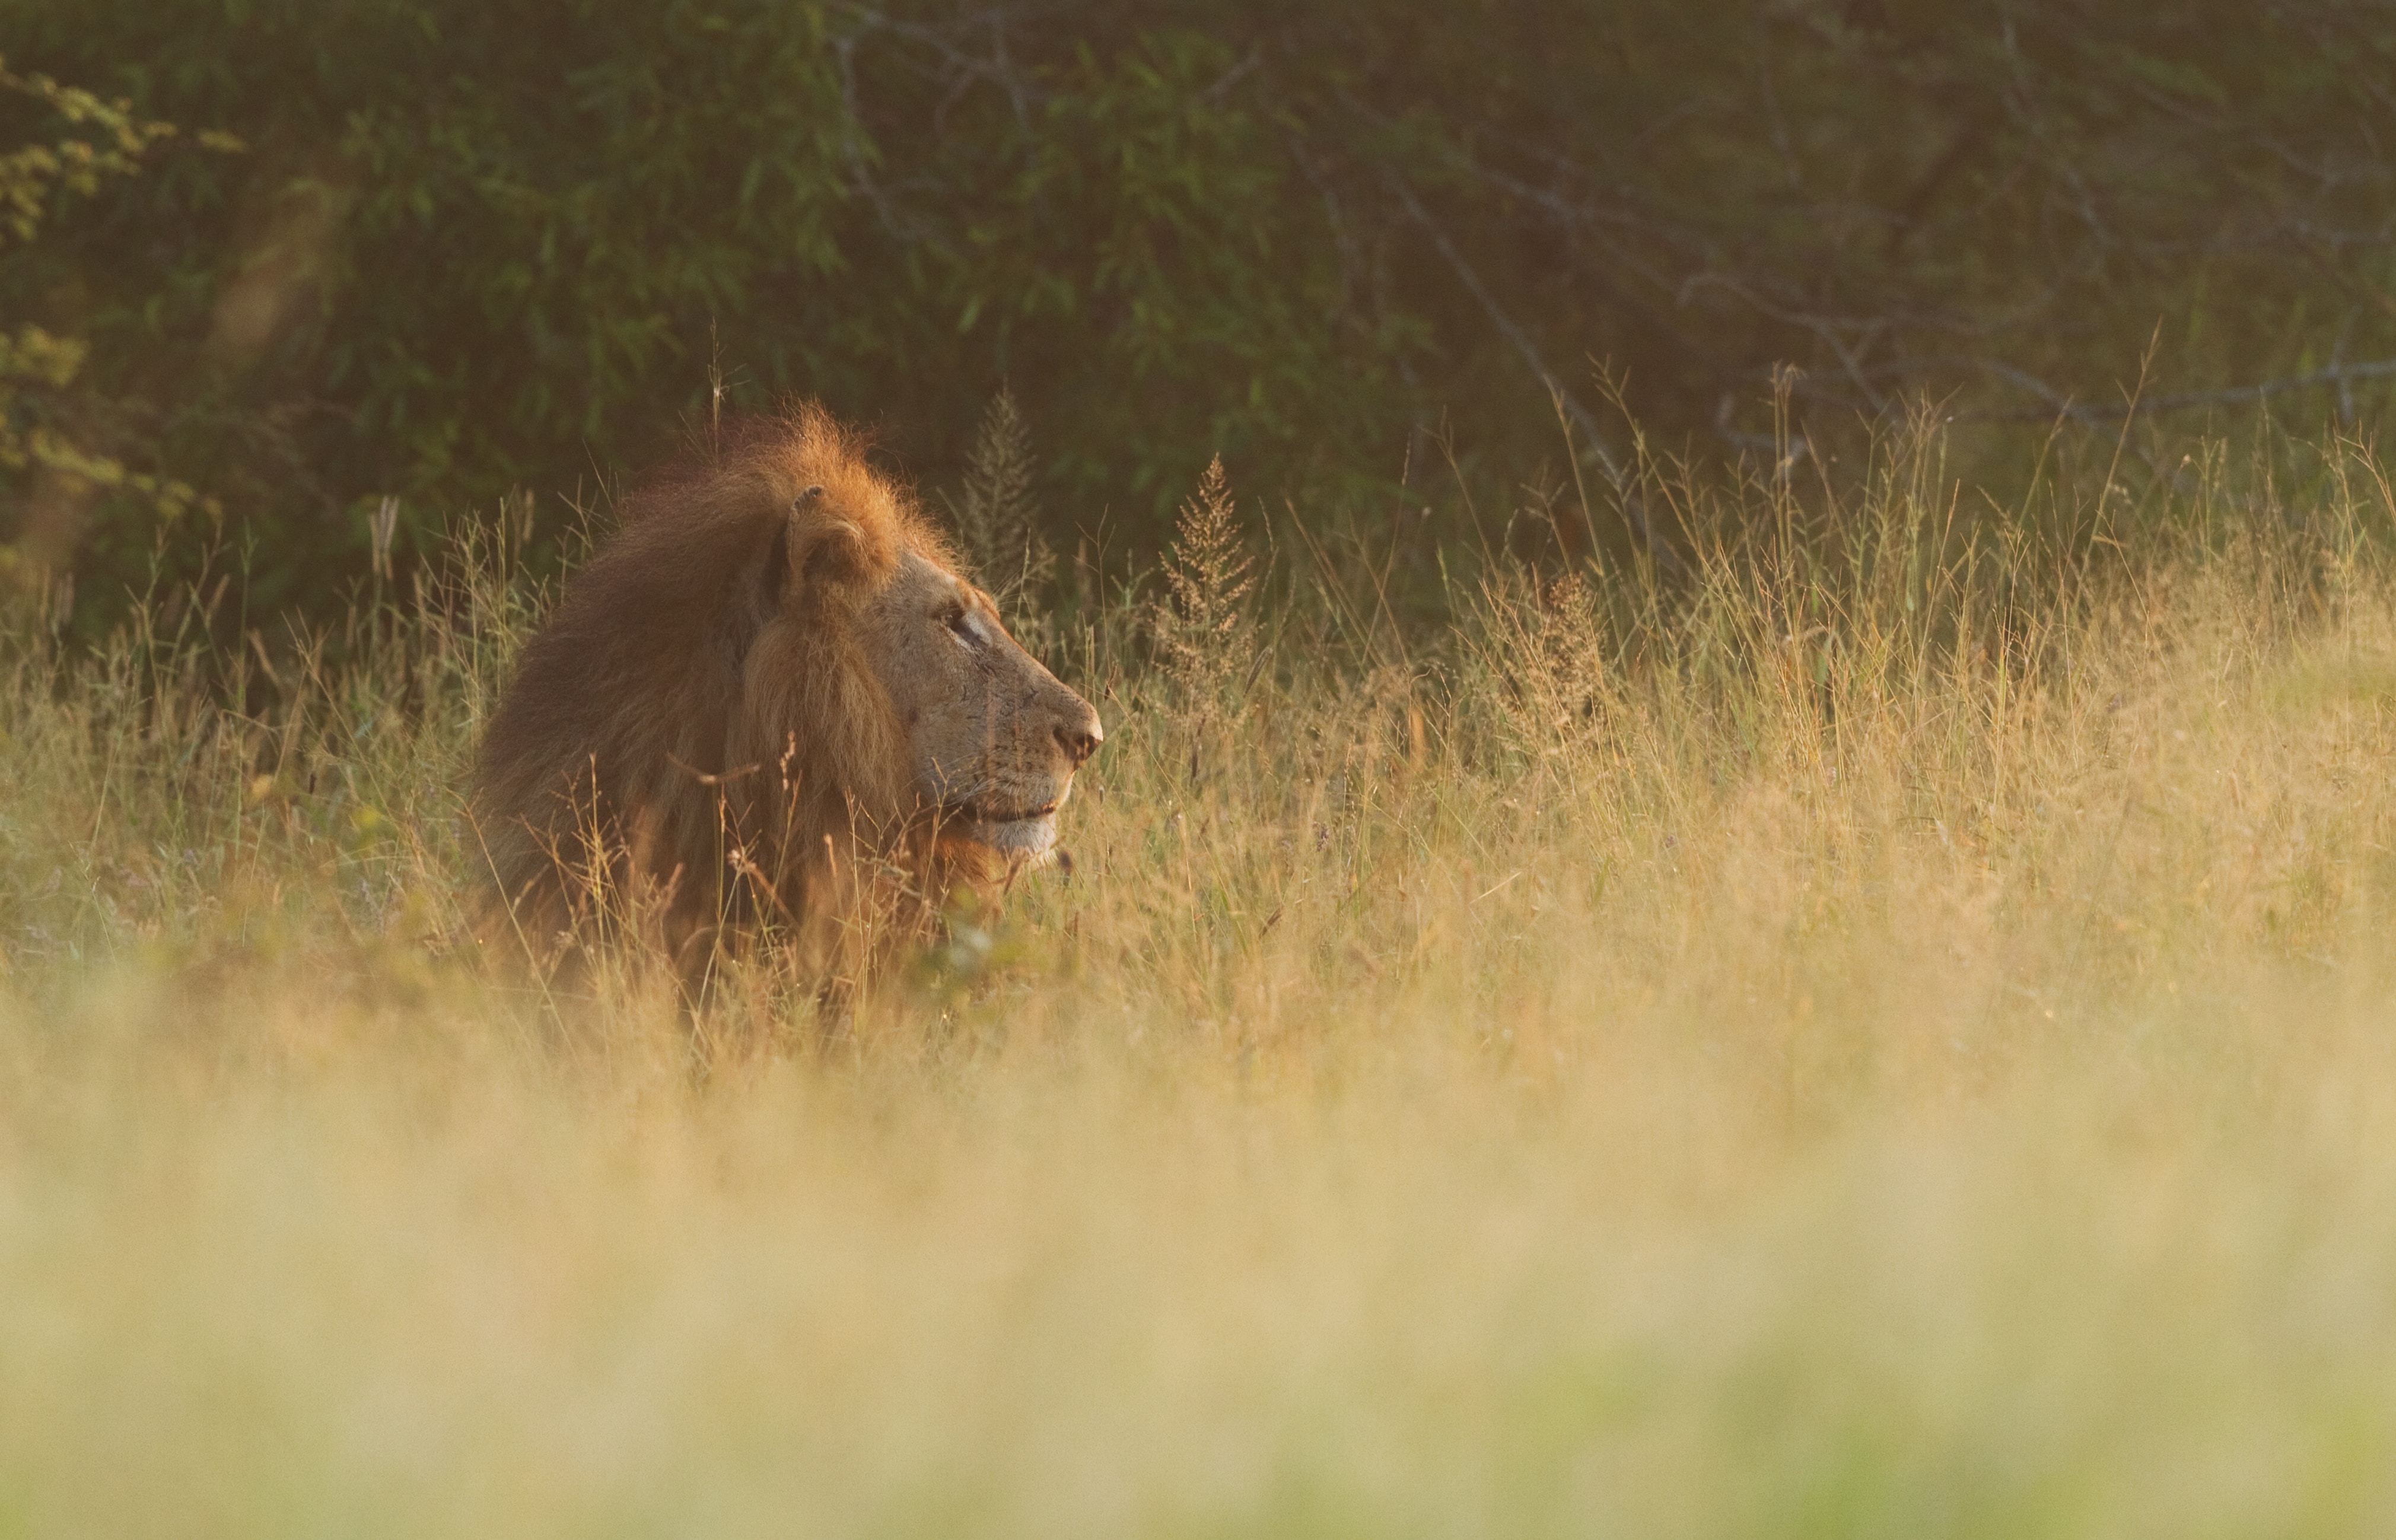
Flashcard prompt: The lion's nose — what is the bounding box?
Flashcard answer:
[1055,701,1103,768]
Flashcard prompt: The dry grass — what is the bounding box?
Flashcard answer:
[7,424,2396,1536]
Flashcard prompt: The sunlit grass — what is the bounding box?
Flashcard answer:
[5,424,2396,1535]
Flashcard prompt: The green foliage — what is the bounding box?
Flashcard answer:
[0,58,177,239]
[0,56,214,602]
[2,2,2392,621]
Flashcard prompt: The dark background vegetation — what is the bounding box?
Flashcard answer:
[2,1,2392,625]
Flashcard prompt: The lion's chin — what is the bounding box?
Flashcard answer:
[933,782,1073,865]
[952,811,1060,863]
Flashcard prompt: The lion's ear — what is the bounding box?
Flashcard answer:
[793,520,870,589]
[755,513,866,620]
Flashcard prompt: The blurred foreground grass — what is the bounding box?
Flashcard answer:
[6,424,2396,1535]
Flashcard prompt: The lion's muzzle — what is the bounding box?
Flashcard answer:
[1055,704,1102,769]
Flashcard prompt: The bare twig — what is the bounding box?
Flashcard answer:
[667,755,762,787]
[1386,171,1697,575]
[1382,173,1619,483]
[831,30,922,243]
[1959,358,2396,425]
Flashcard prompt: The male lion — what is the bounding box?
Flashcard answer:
[470,404,1102,991]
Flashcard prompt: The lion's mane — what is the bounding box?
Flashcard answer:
[471,405,995,980]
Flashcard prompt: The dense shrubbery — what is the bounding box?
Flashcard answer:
[1,2,2391,622]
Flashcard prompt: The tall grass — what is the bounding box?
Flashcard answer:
[7,419,2396,1535]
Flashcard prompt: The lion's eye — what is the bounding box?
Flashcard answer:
[943,604,979,645]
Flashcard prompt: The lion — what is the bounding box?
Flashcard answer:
[469,403,1102,995]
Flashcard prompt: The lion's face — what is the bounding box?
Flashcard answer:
[860,550,1103,860]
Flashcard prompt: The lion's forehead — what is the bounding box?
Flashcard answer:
[889,550,1014,634]
[882,548,968,607]
[873,551,1046,700]
[898,547,965,587]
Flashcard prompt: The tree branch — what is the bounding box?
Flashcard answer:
[1388,170,1695,574]
[1958,358,2396,424]
[1382,172,1619,481]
